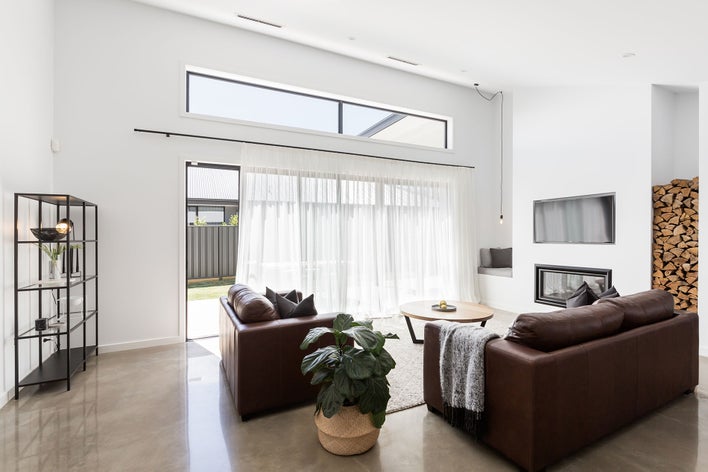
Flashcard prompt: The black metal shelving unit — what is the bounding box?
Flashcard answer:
[14,193,99,399]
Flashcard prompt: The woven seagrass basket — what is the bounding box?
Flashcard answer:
[314,405,380,455]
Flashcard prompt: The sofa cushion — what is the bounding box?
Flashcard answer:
[276,293,318,319]
[490,247,512,268]
[565,281,599,307]
[598,289,674,331]
[228,284,279,323]
[506,303,623,352]
[228,284,249,309]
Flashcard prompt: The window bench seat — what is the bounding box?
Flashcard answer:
[477,267,512,277]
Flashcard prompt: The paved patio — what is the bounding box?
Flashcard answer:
[187,298,220,339]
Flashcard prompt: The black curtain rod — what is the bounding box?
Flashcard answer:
[133,128,475,169]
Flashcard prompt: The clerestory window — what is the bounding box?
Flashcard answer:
[186,68,451,149]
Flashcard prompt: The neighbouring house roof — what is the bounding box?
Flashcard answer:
[188,166,239,201]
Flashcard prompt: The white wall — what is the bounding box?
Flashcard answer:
[52,0,496,351]
[476,92,513,249]
[652,86,676,185]
[674,91,699,179]
[0,1,55,405]
[698,83,707,356]
[511,86,653,314]
[651,86,699,186]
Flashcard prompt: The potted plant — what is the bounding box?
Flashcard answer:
[300,313,398,455]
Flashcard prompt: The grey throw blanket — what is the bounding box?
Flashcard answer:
[437,321,500,438]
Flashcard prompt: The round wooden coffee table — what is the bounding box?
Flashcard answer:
[399,300,494,344]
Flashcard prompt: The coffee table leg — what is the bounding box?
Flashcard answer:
[481,320,487,327]
[404,316,424,344]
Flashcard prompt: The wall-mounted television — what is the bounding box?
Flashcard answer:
[534,193,615,244]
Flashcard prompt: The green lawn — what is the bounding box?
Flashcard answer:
[187,278,233,301]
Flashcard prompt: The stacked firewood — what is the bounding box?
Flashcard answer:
[652,177,698,312]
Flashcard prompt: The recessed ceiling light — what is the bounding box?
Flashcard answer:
[236,14,283,28]
[622,52,636,58]
[387,56,419,66]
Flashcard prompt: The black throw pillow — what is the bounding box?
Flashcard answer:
[283,289,299,303]
[599,285,619,299]
[266,287,299,312]
[265,287,278,308]
[276,293,318,319]
[565,282,599,308]
[490,248,512,268]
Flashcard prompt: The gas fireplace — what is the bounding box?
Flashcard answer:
[535,264,612,307]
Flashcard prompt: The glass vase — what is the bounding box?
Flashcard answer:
[49,259,60,280]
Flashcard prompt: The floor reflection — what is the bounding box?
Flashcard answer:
[186,342,232,471]
[0,338,707,471]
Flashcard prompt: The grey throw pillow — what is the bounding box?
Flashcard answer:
[490,248,512,268]
[276,293,318,319]
[265,286,278,307]
[599,286,619,298]
[479,248,492,268]
[266,287,299,312]
[566,282,599,308]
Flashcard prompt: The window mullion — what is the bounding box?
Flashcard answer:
[338,102,343,134]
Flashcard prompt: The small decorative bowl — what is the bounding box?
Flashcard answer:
[432,304,457,312]
[30,228,65,242]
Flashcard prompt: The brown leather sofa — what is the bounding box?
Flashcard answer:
[219,285,338,420]
[424,289,698,472]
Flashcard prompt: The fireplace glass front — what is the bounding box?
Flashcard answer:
[535,264,612,307]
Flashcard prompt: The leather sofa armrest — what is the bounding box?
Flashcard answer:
[220,296,339,416]
[424,321,553,471]
[423,322,444,412]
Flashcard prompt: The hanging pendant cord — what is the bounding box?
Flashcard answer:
[474,85,504,223]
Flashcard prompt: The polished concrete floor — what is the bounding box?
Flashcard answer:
[2,335,708,471]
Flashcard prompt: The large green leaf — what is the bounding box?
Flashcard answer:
[358,377,390,415]
[300,326,334,350]
[350,379,368,398]
[353,319,373,330]
[343,326,380,351]
[310,369,332,386]
[333,313,354,332]
[301,346,339,375]
[373,349,396,376]
[371,332,385,354]
[334,332,348,349]
[318,383,345,418]
[341,349,376,379]
[333,366,353,399]
[370,410,386,429]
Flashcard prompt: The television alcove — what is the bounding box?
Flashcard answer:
[534,193,615,244]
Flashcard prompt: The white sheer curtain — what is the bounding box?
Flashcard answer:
[235,143,478,317]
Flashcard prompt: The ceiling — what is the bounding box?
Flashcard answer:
[134,0,708,90]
